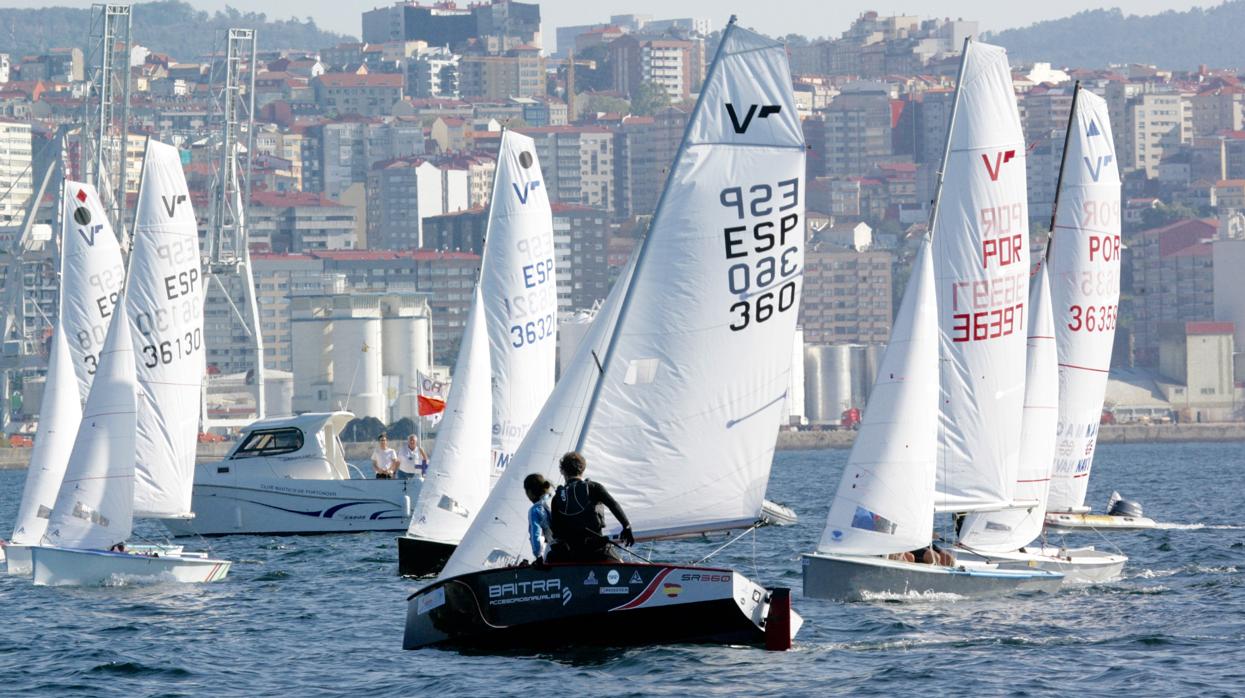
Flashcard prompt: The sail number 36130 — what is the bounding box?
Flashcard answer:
[720,178,801,332]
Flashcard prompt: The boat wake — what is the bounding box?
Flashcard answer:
[1153,522,1245,530]
[858,589,967,603]
[102,571,182,587]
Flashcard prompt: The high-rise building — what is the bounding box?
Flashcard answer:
[0,119,32,226]
[362,1,541,52]
[366,158,470,249]
[1130,218,1217,366]
[526,126,615,213]
[821,83,896,178]
[457,49,545,99]
[608,35,703,100]
[613,107,688,219]
[800,245,894,345]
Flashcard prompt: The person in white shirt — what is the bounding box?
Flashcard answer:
[398,434,429,480]
[371,434,399,479]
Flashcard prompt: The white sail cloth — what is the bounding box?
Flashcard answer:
[959,264,1058,551]
[406,286,492,544]
[483,130,557,479]
[1046,90,1121,513]
[44,301,138,550]
[441,24,804,578]
[11,330,82,545]
[59,182,126,402]
[934,41,1030,513]
[818,238,938,556]
[128,140,205,519]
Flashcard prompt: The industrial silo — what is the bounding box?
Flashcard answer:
[380,294,433,419]
[782,327,806,427]
[804,344,856,424]
[557,309,596,379]
[331,314,385,420]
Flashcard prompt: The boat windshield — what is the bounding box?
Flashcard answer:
[230,428,305,459]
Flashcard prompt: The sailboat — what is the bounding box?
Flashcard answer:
[404,19,804,651]
[1041,86,1152,532]
[803,39,1064,601]
[950,86,1127,581]
[4,182,125,575]
[397,130,557,577]
[31,140,231,585]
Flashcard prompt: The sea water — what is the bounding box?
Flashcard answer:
[1,441,1242,696]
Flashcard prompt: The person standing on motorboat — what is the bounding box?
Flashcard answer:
[398,434,429,480]
[524,473,554,564]
[548,452,635,563]
[371,434,400,479]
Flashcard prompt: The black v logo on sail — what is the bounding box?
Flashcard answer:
[726,103,782,134]
[162,194,187,218]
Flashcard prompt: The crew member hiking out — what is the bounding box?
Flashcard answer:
[548,451,634,563]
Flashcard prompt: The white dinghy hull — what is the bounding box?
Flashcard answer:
[4,543,31,575]
[955,545,1126,583]
[1045,511,1157,532]
[801,552,1064,602]
[31,546,231,586]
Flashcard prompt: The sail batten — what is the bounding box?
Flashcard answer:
[128,140,206,519]
[440,22,804,578]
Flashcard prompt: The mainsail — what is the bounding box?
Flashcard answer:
[483,130,557,479]
[10,329,81,545]
[933,40,1030,512]
[43,301,138,550]
[958,264,1058,551]
[405,286,492,544]
[1046,90,1121,513]
[128,140,206,519]
[440,23,804,578]
[817,238,938,556]
[59,182,126,402]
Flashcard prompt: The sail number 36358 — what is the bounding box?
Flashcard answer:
[720,178,801,332]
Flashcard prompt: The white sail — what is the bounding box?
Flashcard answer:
[440,23,804,577]
[60,182,126,402]
[959,264,1058,551]
[405,287,492,544]
[483,130,557,479]
[934,41,1030,512]
[10,328,82,545]
[43,302,138,550]
[128,140,206,519]
[817,238,938,556]
[1046,91,1121,513]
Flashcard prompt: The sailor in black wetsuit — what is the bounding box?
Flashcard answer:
[547,451,635,563]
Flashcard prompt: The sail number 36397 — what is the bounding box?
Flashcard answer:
[720,178,801,332]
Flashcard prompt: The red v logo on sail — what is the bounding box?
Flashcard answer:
[982,150,1016,181]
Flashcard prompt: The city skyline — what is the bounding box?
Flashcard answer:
[0,0,1219,49]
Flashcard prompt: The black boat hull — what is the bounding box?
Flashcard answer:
[403,562,799,651]
[396,535,456,578]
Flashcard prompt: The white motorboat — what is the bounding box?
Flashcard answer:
[165,412,418,536]
[1045,492,1157,532]
[32,546,229,586]
[952,544,1126,583]
[5,182,124,575]
[406,19,805,651]
[803,40,1064,600]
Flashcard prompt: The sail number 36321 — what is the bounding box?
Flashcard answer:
[720,178,801,332]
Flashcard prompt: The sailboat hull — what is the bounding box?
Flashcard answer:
[4,543,31,575]
[31,546,231,586]
[1044,511,1156,532]
[955,545,1126,584]
[802,552,1064,601]
[404,563,800,651]
[162,479,417,536]
[396,535,456,578]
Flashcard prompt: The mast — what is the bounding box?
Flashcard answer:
[574,16,739,451]
[1044,80,1082,261]
[925,37,972,242]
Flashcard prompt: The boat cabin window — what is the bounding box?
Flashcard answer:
[231,428,304,459]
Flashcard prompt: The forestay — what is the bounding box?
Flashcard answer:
[934,41,1030,512]
[10,330,81,545]
[59,182,126,402]
[128,140,206,519]
[483,131,556,480]
[817,238,938,556]
[440,23,804,578]
[43,302,138,550]
[1046,91,1121,513]
[405,286,492,544]
[959,264,1058,551]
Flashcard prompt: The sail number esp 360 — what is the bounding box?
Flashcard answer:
[721,178,801,332]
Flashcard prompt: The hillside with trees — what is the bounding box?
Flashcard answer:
[0,1,352,62]
[988,1,1245,70]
